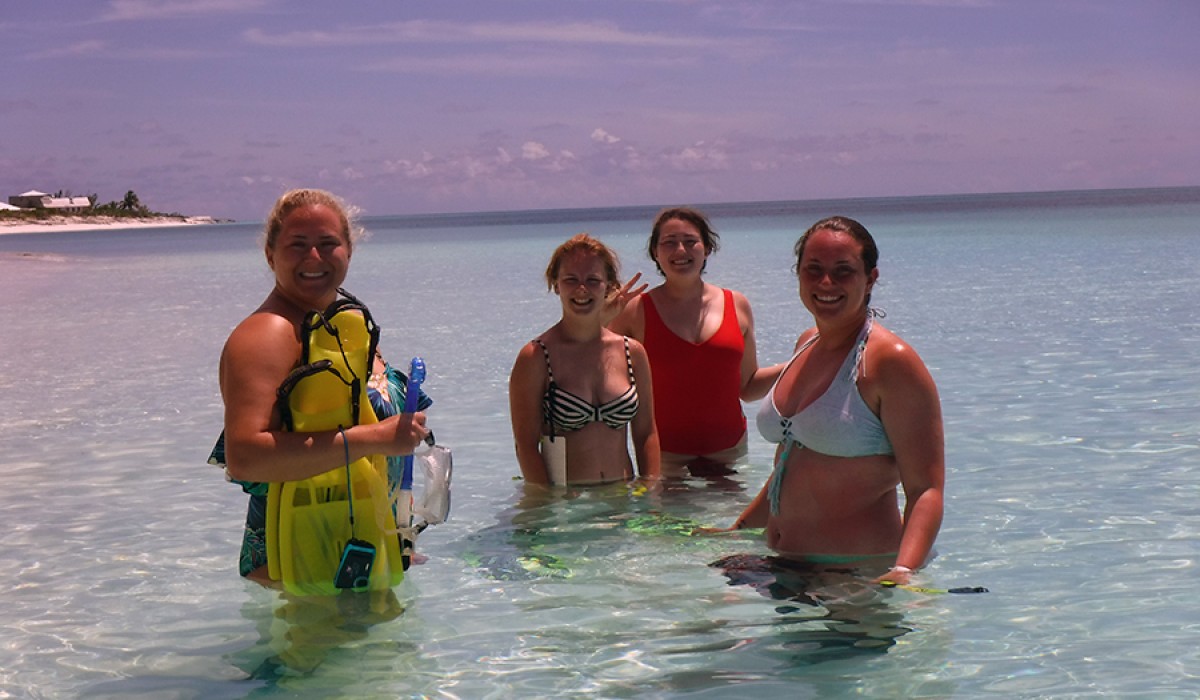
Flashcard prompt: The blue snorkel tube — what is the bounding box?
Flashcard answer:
[401,357,426,491]
[398,357,425,568]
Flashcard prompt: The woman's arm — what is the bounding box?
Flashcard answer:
[220,312,427,484]
[733,291,784,401]
[699,442,780,533]
[874,337,945,583]
[508,342,552,485]
[627,339,662,481]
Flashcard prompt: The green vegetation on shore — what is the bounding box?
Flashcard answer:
[0,189,195,223]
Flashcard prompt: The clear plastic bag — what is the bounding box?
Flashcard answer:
[414,445,453,526]
[540,435,566,486]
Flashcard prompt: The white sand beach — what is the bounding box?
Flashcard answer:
[0,215,220,236]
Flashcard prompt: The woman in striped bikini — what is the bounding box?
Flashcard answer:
[508,234,662,486]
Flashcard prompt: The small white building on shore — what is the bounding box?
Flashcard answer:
[8,190,93,212]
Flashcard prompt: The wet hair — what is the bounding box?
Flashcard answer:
[263,188,364,252]
[545,233,621,291]
[794,215,880,304]
[794,215,879,273]
[648,207,720,275]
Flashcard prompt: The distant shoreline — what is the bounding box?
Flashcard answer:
[0,215,224,236]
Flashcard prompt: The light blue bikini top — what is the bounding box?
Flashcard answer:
[756,317,893,458]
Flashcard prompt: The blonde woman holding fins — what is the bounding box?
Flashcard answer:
[509,234,662,487]
[217,189,430,588]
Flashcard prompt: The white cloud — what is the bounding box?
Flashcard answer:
[545,150,578,172]
[27,40,108,59]
[238,174,277,185]
[461,21,710,48]
[666,143,730,171]
[464,156,497,179]
[242,20,715,49]
[362,53,593,77]
[591,128,621,145]
[102,0,271,21]
[242,19,760,76]
[28,41,214,61]
[392,160,434,179]
[522,142,550,160]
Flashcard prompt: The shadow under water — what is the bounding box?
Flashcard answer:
[230,588,408,679]
[711,553,914,665]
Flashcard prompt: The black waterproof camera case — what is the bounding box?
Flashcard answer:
[333,538,376,589]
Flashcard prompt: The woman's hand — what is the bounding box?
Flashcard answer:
[692,525,741,535]
[603,272,647,324]
[379,411,430,456]
[628,475,663,498]
[874,566,914,585]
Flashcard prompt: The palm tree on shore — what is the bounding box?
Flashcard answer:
[120,190,142,211]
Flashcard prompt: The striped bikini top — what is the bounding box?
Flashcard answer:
[535,337,639,434]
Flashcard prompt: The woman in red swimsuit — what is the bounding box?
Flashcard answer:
[609,207,782,474]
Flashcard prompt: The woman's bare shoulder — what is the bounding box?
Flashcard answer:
[793,326,819,351]
[868,325,935,387]
[623,333,649,356]
[513,335,548,363]
[605,326,635,345]
[869,324,920,358]
[224,310,297,361]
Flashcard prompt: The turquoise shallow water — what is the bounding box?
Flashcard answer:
[1,188,1198,698]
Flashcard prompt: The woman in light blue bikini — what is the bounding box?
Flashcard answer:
[730,216,944,585]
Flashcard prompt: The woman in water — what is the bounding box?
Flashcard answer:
[509,234,661,486]
[608,207,781,473]
[218,188,430,583]
[729,216,944,585]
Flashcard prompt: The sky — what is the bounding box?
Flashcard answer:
[2,0,1197,221]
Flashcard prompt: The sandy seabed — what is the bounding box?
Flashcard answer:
[0,215,219,235]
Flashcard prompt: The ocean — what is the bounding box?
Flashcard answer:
[1,187,1198,698]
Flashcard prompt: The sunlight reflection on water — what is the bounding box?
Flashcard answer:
[1,191,1198,697]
